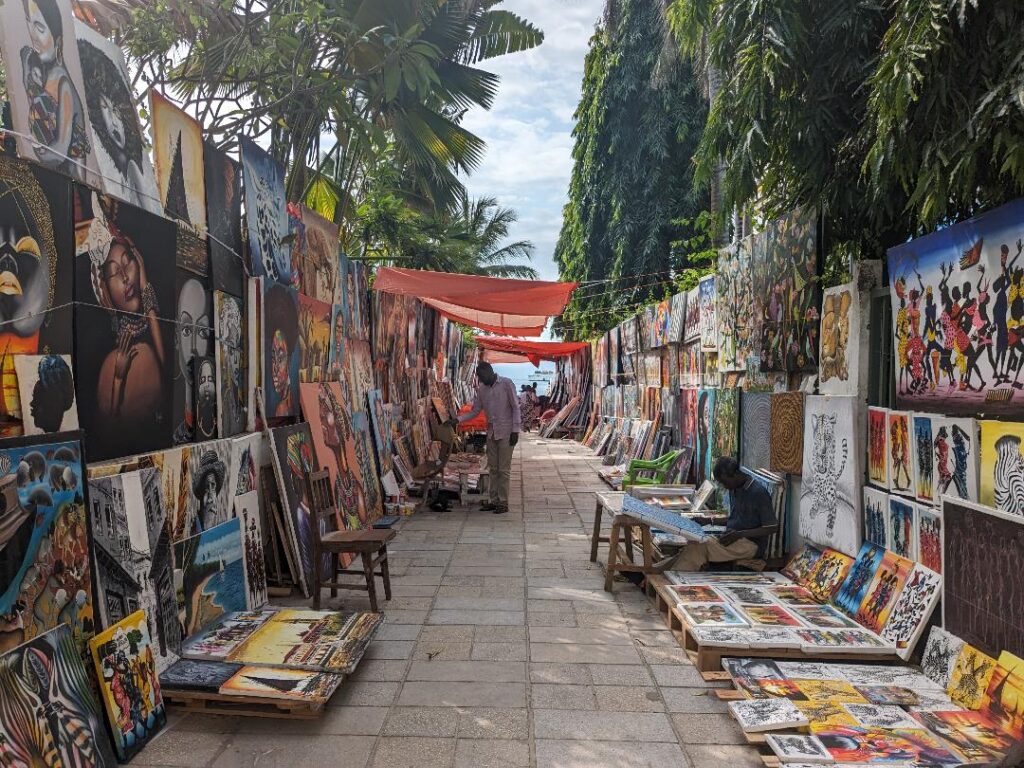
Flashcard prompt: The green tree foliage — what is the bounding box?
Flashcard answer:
[553,0,710,340]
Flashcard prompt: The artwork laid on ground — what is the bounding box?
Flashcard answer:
[818,282,856,395]
[263,282,300,418]
[214,291,247,437]
[203,142,244,296]
[979,419,1024,515]
[886,198,1024,417]
[14,353,77,434]
[220,666,343,704]
[800,396,861,555]
[173,517,247,636]
[159,658,241,692]
[881,563,941,658]
[240,137,290,285]
[769,392,803,474]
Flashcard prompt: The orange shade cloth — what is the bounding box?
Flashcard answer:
[373,268,578,335]
[482,350,533,364]
[475,336,589,366]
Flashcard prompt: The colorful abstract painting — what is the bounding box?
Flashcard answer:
[911,414,935,504]
[887,410,913,497]
[854,550,913,633]
[866,407,889,489]
[298,292,333,383]
[833,543,884,617]
[933,416,978,502]
[982,651,1024,740]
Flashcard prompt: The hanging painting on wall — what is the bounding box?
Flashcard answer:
[192,355,217,441]
[887,410,913,497]
[799,395,861,555]
[669,291,686,343]
[769,392,803,475]
[866,407,889,488]
[289,205,340,304]
[684,286,700,343]
[698,275,717,352]
[713,387,739,462]
[262,282,300,418]
[979,419,1024,516]
[173,517,248,636]
[214,291,247,437]
[203,142,245,296]
[240,137,291,285]
[888,198,1024,417]
[933,416,977,502]
[694,388,716,485]
[888,495,916,560]
[14,354,78,435]
[269,422,316,598]
[917,505,942,573]
[818,282,857,395]
[298,292,333,383]
[740,391,771,471]
[74,189,176,461]
[911,414,935,504]
[863,486,888,549]
[0,0,99,185]
[90,610,167,761]
[172,272,213,443]
[75,21,161,213]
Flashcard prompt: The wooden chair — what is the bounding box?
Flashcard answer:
[305,468,396,612]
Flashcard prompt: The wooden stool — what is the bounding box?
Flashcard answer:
[590,491,625,562]
[603,513,657,592]
[306,469,396,612]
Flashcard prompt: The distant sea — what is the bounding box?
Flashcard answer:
[204,559,247,613]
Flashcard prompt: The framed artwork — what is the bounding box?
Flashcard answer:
[173,518,248,636]
[74,21,160,212]
[862,486,888,549]
[979,418,1024,515]
[234,490,268,608]
[800,395,861,556]
[887,198,1024,416]
[698,275,717,352]
[14,353,78,434]
[262,282,300,418]
[818,282,857,395]
[887,495,916,560]
[268,421,316,597]
[769,392,803,475]
[203,142,245,296]
[866,406,889,488]
[933,416,978,502]
[298,292,333,383]
[886,410,913,496]
[911,413,935,504]
[74,189,176,461]
[89,610,167,761]
[214,290,247,437]
[240,137,290,284]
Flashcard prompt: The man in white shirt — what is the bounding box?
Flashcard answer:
[459,362,521,514]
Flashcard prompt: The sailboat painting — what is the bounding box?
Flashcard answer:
[219,666,342,704]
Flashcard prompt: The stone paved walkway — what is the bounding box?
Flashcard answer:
[141,434,762,767]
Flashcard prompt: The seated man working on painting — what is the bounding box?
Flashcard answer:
[657,457,778,571]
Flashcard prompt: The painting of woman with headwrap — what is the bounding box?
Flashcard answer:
[262,282,299,418]
[75,190,175,461]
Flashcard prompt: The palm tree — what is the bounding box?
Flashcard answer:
[445,194,538,279]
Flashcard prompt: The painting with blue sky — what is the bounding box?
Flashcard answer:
[174,518,247,636]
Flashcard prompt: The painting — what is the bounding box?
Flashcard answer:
[367,389,395,475]
[240,137,291,285]
[289,204,339,304]
[742,605,803,627]
[912,709,1015,763]
[298,292,333,383]
[818,282,856,395]
[853,685,919,706]
[980,419,1024,515]
[716,239,756,371]
[886,410,913,496]
[791,605,857,629]
[804,548,854,603]
[764,734,831,764]
[712,386,739,462]
[171,273,213,443]
[694,388,716,485]
[794,701,858,728]
[683,286,700,343]
[815,726,961,765]
[780,545,822,585]
[90,610,166,760]
[982,650,1024,740]
[698,274,717,352]
[793,679,867,704]
[180,439,234,536]
[854,550,913,633]
[911,414,934,504]
[75,21,161,213]
[214,291,247,438]
[832,543,884,617]
[921,626,966,688]
[769,392,803,474]
[669,585,724,603]
[948,643,998,710]
[221,665,342,704]
[650,298,671,348]
[799,395,861,555]
[916,505,941,573]
[862,486,888,549]
[0,625,116,765]
[728,698,808,733]
[192,355,217,441]
[235,491,268,609]
[351,411,383,523]
[796,628,892,653]
[159,658,241,692]
[0,0,99,184]
[229,432,263,498]
[678,602,748,627]
[149,91,207,274]
[179,609,276,661]
[767,585,819,607]
[669,291,687,343]
[173,517,248,637]
[887,495,915,559]
[866,407,889,488]
[341,256,370,340]
[328,303,346,379]
[943,497,1024,659]
[203,142,244,297]
[881,563,941,659]
[887,198,1024,416]
[0,434,96,656]
[268,422,316,598]
[933,416,978,502]
[88,468,180,672]
[739,391,771,470]
[263,282,300,418]
[14,354,77,434]
[74,188,176,461]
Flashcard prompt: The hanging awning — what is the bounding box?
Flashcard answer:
[481,350,533,364]
[373,268,578,336]
[474,337,589,367]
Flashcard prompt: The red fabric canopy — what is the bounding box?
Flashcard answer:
[481,350,533,364]
[475,337,589,367]
[373,268,577,335]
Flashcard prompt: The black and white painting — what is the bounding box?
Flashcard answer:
[764,734,831,764]
[921,626,965,689]
[234,490,267,609]
[158,658,242,692]
[14,353,78,435]
[842,703,918,729]
[214,290,246,438]
[729,698,808,733]
[180,438,234,536]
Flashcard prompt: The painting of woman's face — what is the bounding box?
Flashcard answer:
[271,330,289,396]
[101,241,140,313]
[25,1,55,63]
[99,94,125,151]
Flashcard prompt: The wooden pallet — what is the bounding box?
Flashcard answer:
[164,689,326,719]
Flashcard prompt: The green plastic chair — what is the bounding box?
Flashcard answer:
[624,449,684,487]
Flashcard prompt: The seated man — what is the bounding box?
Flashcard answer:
[659,456,777,571]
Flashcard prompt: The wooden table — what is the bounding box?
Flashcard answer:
[590,491,625,562]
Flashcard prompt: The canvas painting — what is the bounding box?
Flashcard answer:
[800,395,861,555]
[669,585,724,603]
[767,585,820,607]
[979,419,1024,515]
[794,701,858,728]
[367,389,395,475]
[0,625,116,765]
[887,410,913,497]
[880,563,941,659]
[669,291,686,343]
[911,414,934,504]
[650,299,670,348]
[172,273,214,443]
[921,626,966,688]
[866,407,889,488]
[791,605,857,629]
[179,439,234,536]
[220,665,343,704]
[982,650,1024,740]
[351,410,383,523]
[88,468,181,672]
[796,629,892,653]
[14,354,77,435]
[214,290,247,437]
[943,497,1024,658]
[887,198,1024,416]
[815,726,961,765]
[263,282,300,418]
[683,286,700,343]
[235,490,268,609]
[191,355,217,441]
[240,137,290,285]
[933,416,978,502]
[764,734,831,764]
[698,275,717,352]
[854,685,918,706]
[804,548,854,603]
[0,0,99,185]
[74,188,176,461]
[298,292,333,383]
[694,388,716,485]
[739,391,771,470]
[916,505,941,573]
[854,550,914,633]
[887,496,916,559]
[716,240,755,371]
[289,204,340,304]
[769,209,820,372]
[179,609,276,661]
[833,543,884,617]
[229,432,263,497]
[780,545,822,585]
[862,486,888,549]
[794,679,867,704]
[678,602,748,628]
[75,21,160,213]
[174,518,247,637]
[948,644,998,710]
[90,610,166,761]
[912,709,1015,763]
[0,435,97,657]
[712,387,739,462]
[203,142,245,297]
[818,282,856,395]
[268,422,316,597]
[742,605,803,627]
[729,698,808,733]
[159,658,241,692]
[769,392,804,474]
[717,585,773,605]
